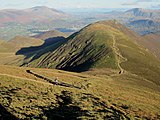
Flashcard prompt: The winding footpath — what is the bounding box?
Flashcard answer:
[112,35,127,74]
[0,73,52,85]
[26,70,81,89]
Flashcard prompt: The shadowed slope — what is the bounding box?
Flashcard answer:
[0,104,18,120]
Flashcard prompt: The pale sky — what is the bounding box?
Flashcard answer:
[0,0,159,9]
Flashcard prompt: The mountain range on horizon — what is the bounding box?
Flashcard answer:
[0,6,160,41]
[0,6,69,27]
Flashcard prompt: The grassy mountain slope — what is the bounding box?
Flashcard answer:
[142,33,160,59]
[0,40,25,65]
[8,36,43,50]
[20,37,67,67]
[0,65,160,119]
[0,40,16,53]
[27,20,160,85]
[0,36,44,66]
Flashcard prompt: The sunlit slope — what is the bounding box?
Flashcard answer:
[8,36,43,50]
[28,20,160,85]
[0,65,160,119]
[143,33,160,59]
[0,40,16,53]
[0,36,43,66]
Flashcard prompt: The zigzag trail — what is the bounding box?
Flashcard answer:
[112,35,127,74]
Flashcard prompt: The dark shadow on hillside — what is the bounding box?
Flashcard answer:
[56,44,110,72]
[16,36,67,64]
[39,91,128,119]
[0,104,18,120]
[42,91,90,120]
[57,61,94,73]
[16,36,66,55]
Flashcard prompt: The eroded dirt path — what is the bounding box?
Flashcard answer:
[0,73,52,85]
[112,35,127,74]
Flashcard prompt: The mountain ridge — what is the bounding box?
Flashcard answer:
[23,20,160,86]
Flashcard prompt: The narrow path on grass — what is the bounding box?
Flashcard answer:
[26,70,81,89]
[0,73,52,85]
[112,35,127,74]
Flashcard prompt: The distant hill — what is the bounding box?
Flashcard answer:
[0,6,69,26]
[123,8,160,34]
[25,20,160,85]
[0,40,16,53]
[125,8,160,19]
[0,36,44,66]
[33,30,67,40]
[95,8,160,35]
[8,36,43,51]
[127,19,160,35]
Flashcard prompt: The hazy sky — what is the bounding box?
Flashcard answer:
[0,0,159,9]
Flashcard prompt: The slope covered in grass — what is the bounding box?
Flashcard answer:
[0,36,44,66]
[0,40,16,53]
[0,65,160,119]
[8,36,43,50]
[142,33,160,59]
[27,20,160,85]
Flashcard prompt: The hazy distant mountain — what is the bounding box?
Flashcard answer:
[124,8,160,19]
[127,19,160,35]
[0,6,69,26]
[115,8,160,35]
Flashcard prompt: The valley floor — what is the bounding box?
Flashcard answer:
[0,65,160,119]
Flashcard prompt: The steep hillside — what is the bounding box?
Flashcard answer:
[33,30,67,40]
[27,20,160,86]
[0,65,160,119]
